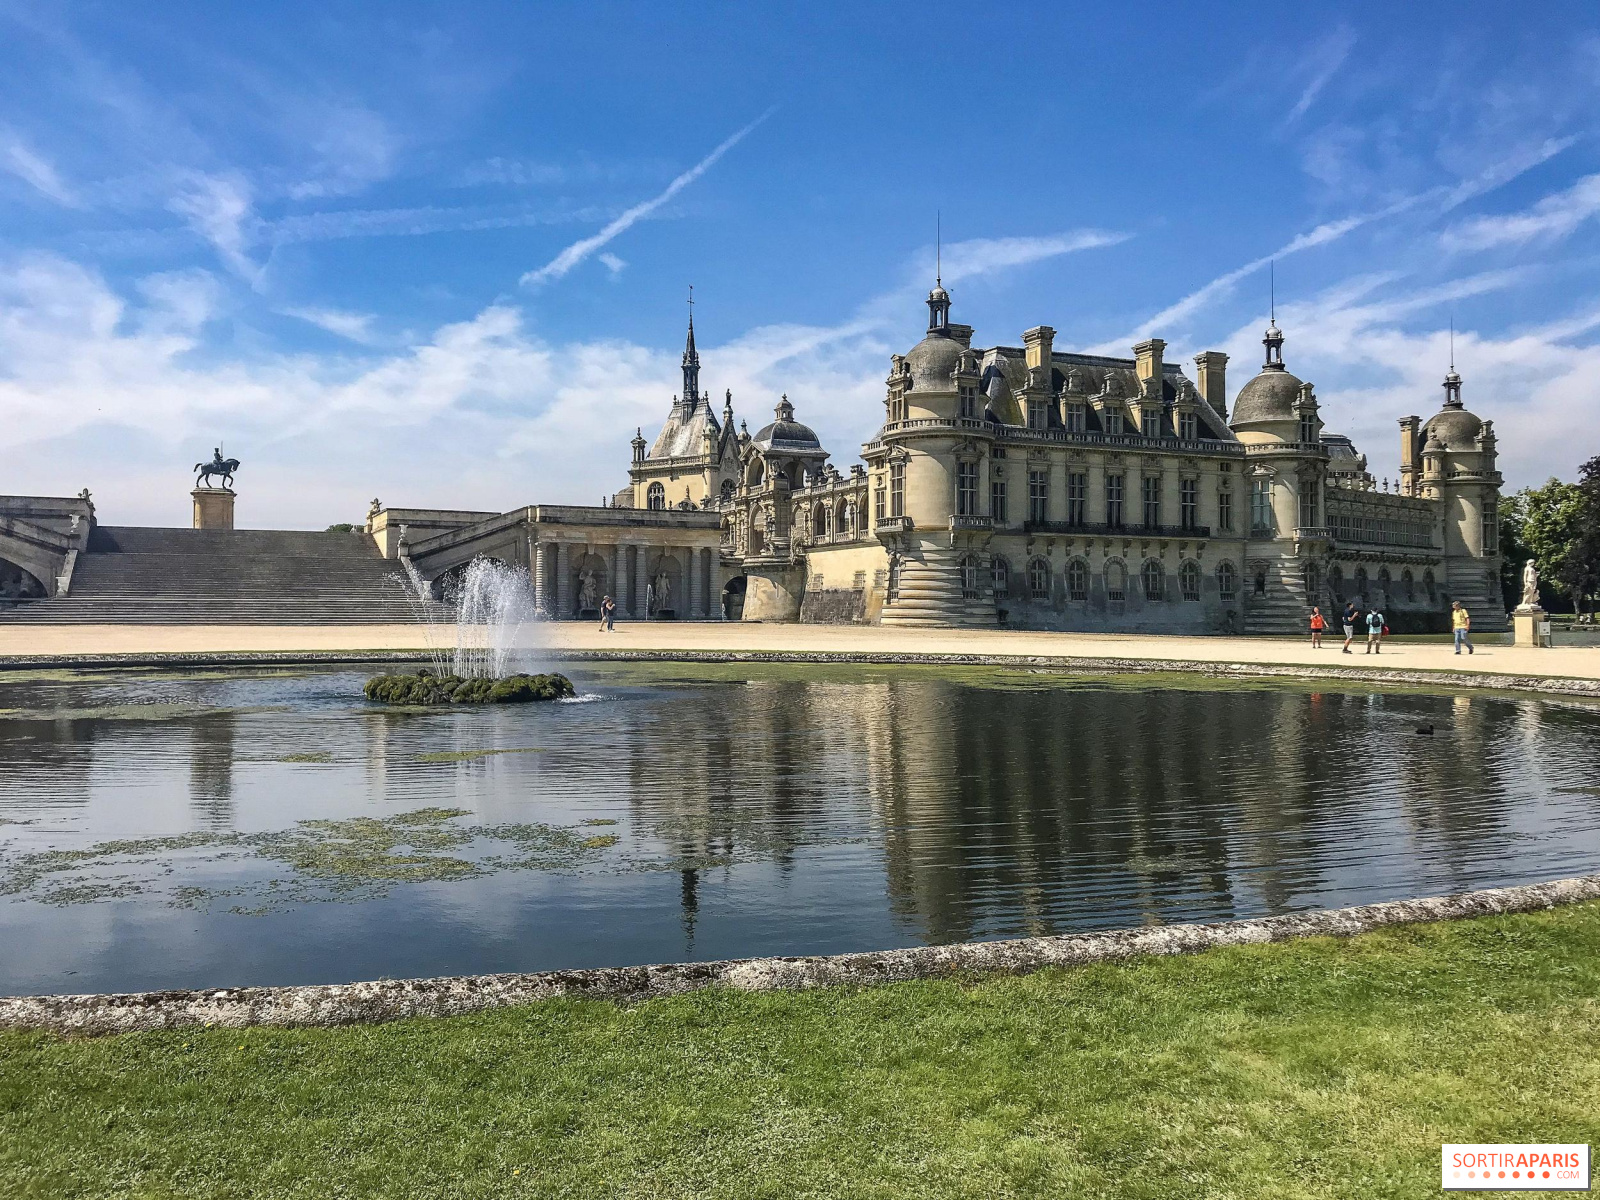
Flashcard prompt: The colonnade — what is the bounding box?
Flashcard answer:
[527,538,723,619]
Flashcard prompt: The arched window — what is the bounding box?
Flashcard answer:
[1402,568,1415,601]
[1354,566,1368,600]
[647,482,666,511]
[1179,560,1201,602]
[813,504,830,538]
[1217,561,1238,602]
[719,479,735,503]
[747,458,765,487]
[1424,569,1437,603]
[1328,564,1344,600]
[837,500,853,535]
[1377,566,1391,597]
[1067,558,1088,601]
[1142,559,1164,601]
[1106,560,1127,602]
[1305,561,1321,602]
[1028,557,1050,600]
[959,555,981,601]
[991,555,1010,596]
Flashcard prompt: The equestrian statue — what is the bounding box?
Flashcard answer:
[194,448,240,489]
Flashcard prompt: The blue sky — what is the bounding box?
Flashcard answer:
[3,1,1600,527]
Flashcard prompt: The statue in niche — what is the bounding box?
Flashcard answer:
[1520,559,1541,610]
[651,569,671,613]
[577,569,599,612]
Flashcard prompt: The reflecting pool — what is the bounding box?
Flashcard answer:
[2,663,1598,996]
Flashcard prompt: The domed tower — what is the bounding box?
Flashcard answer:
[871,280,995,627]
[1416,364,1505,628]
[734,395,830,621]
[1228,319,1329,633]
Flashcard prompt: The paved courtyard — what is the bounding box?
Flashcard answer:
[0,621,1595,681]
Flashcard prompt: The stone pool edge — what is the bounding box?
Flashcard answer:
[4,647,1600,699]
[6,872,1598,1036]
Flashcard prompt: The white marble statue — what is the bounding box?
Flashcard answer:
[1521,559,1541,610]
[577,569,599,612]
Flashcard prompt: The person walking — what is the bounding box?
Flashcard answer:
[1342,600,1361,654]
[1365,604,1385,654]
[598,594,615,633]
[1309,606,1326,648]
[1451,600,1473,655]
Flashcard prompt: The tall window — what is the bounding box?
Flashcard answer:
[1104,409,1124,435]
[1218,489,1233,532]
[1299,414,1317,444]
[1028,557,1050,600]
[1305,562,1322,600]
[1179,560,1201,601]
[647,482,665,510]
[1067,558,1088,601]
[1141,559,1164,601]
[959,555,981,601]
[1065,402,1086,432]
[1028,398,1048,430]
[1028,470,1049,523]
[1106,560,1126,601]
[1180,479,1198,531]
[959,387,977,420]
[991,478,1008,524]
[1066,472,1087,525]
[956,462,977,516]
[1377,566,1391,598]
[991,556,1010,596]
[1142,476,1161,529]
[1403,568,1415,601]
[1217,561,1238,601]
[888,393,906,422]
[1482,499,1499,553]
[874,484,885,524]
[1250,477,1272,534]
[889,462,905,518]
[1298,485,1318,530]
[1178,412,1197,440]
[1106,474,1124,528]
[814,505,830,538]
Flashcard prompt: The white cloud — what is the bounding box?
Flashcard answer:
[937,232,1130,284]
[167,173,261,283]
[597,252,626,277]
[1441,172,1600,251]
[1286,27,1357,122]
[281,306,378,343]
[521,109,775,286]
[1,135,78,206]
[286,105,397,200]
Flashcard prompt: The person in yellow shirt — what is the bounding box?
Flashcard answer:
[1452,600,1473,655]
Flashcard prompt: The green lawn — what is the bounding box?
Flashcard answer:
[4,904,1599,1199]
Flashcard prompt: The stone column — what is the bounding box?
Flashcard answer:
[603,542,619,613]
[688,544,703,618]
[635,546,651,617]
[615,544,632,618]
[554,542,570,619]
[533,541,551,616]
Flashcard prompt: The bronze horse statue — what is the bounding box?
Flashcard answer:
[194,449,240,489]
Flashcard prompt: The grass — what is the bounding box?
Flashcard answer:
[4,904,1600,1198]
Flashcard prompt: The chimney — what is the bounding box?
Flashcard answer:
[1023,325,1055,371]
[1397,415,1421,493]
[1133,338,1166,386]
[1193,351,1229,419]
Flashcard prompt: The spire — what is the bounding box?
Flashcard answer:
[925,213,952,333]
[1262,264,1285,369]
[1441,316,1463,406]
[681,286,700,410]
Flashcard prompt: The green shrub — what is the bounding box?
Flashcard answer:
[363,672,575,706]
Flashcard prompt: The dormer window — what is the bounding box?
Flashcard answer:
[1104,410,1124,435]
[1299,414,1317,445]
[1142,408,1163,438]
[1178,412,1197,440]
[1065,402,1086,432]
[1028,398,1048,430]
[959,387,976,420]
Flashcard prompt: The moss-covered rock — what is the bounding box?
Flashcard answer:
[363,672,575,706]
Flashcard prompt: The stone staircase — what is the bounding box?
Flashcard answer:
[1241,558,1313,637]
[880,543,992,628]
[0,526,432,625]
[1443,566,1511,634]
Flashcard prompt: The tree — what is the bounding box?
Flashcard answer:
[1515,478,1586,612]
[1498,491,1531,611]
[1557,456,1600,616]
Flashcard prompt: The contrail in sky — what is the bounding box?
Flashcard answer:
[521,109,776,287]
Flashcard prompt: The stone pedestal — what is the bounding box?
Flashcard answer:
[192,487,235,530]
[1513,605,1550,648]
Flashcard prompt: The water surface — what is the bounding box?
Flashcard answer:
[2,662,1598,996]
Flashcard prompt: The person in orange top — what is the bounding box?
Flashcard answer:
[1309,606,1326,648]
